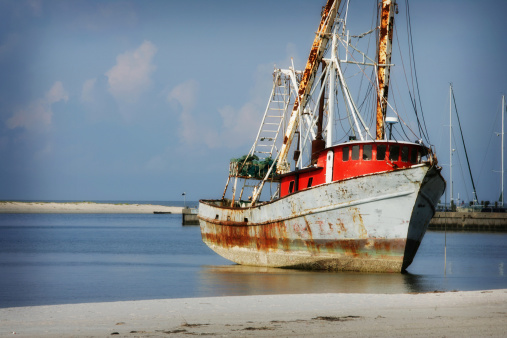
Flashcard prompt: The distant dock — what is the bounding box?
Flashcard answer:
[182,207,199,226]
[429,212,507,231]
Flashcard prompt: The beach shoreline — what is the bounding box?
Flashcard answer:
[0,201,183,214]
[1,290,506,337]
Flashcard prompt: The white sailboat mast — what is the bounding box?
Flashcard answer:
[502,95,505,207]
[449,84,453,208]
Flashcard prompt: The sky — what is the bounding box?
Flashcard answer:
[0,0,506,204]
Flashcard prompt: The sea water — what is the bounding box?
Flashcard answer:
[0,212,505,308]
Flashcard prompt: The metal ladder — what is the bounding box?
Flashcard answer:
[249,70,292,161]
[226,70,294,206]
[235,70,293,204]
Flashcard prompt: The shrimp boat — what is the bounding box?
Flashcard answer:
[199,0,445,272]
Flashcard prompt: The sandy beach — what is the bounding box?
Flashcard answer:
[1,290,506,337]
[0,201,183,214]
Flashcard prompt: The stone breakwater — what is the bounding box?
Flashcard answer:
[429,211,507,231]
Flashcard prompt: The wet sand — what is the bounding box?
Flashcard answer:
[1,290,506,337]
[0,201,183,214]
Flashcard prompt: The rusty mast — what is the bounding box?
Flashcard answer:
[376,0,396,140]
[275,0,340,175]
[276,0,397,174]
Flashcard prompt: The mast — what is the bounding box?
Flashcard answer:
[502,95,505,207]
[276,0,340,174]
[449,84,453,209]
[376,0,396,140]
[327,30,337,148]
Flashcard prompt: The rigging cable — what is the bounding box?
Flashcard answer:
[451,85,478,202]
[452,130,471,202]
[405,0,431,144]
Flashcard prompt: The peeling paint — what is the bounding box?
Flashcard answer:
[199,165,445,272]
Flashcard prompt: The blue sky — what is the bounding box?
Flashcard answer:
[0,0,506,204]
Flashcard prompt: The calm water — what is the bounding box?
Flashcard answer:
[0,213,505,308]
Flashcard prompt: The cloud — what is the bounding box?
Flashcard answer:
[167,79,261,150]
[105,40,157,103]
[217,103,261,148]
[6,81,68,131]
[46,81,68,103]
[167,79,198,113]
[166,46,302,151]
[167,79,220,147]
[81,78,96,103]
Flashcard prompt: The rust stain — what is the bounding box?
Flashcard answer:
[336,219,346,233]
[202,218,406,260]
[351,207,368,238]
[304,216,313,238]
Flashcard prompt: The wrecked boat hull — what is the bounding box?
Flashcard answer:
[199,164,445,273]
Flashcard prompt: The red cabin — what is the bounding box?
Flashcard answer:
[279,141,426,198]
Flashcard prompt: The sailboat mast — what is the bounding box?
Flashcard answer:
[449,84,453,208]
[376,0,396,140]
[502,95,505,207]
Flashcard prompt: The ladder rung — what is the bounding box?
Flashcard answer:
[255,151,271,154]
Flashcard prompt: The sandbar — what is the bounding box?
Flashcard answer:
[1,290,506,337]
[0,201,183,214]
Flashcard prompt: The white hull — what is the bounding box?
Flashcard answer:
[199,164,445,272]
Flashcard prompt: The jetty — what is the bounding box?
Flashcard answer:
[182,207,199,226]
[429,211,507,231]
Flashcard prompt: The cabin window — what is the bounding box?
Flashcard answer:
[244,217,248,222]
[376,145,386,160]
[342,146,349,161]
[401,146,409,162]
[215,214,219,220]
[363,144,372,161]
[352,145,360,160]
[288,181,295,194]
[410,148,418,163]
[389,145,400,161]
[307,177,313,188]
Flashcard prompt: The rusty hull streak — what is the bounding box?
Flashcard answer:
[199,164,445,272]
[200,164,427,227]
[200,203,407,271]
[201,220,406,272]
[202,228,406,257]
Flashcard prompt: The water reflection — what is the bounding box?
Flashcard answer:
[198,265,433,296]
[197,231,507,296]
